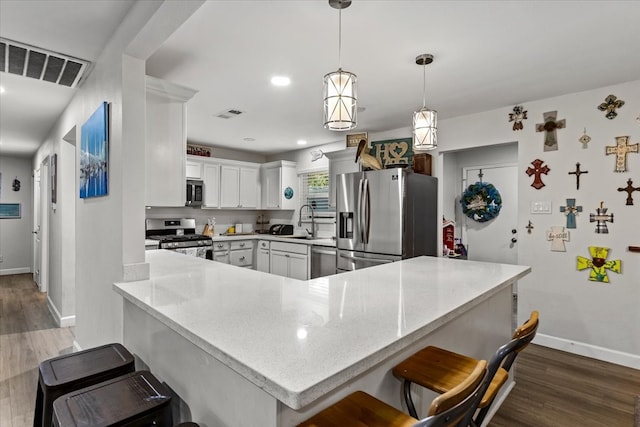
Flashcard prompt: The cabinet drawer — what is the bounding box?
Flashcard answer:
[212,241,230,251]
[230,240,254,250]
[270,241,308,255]
[212,251,229,264]
[230,249,253,267]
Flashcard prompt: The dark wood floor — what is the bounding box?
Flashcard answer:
[1,273,638,426]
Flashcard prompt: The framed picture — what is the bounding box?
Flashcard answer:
[370,137,414,168]
[346,132,368,148]
[0,203,21,219]
[80,102,109,198]
[51,153,57,204]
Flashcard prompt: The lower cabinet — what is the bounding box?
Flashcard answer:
[270,241,309,280]
[210,241,230,264]
[257,240,270,273]
[230,240,254,268]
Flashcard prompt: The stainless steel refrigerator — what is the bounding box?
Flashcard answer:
[336,168,438,272]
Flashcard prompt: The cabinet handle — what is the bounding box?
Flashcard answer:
[240,256,245,261]
[217,244,224,248]
[240,243,245,247]
[285,254,290,258]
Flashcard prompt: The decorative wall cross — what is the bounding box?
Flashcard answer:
[576,246,621,283]
[560,198,583,229]
[508,105,527,131]
[617,178,640,206]
[526,159,550,189]
[536,110,565,152]
[525,220,534,234]
[597,94,625,120]
[589,201,614,234]
[605,136,639,173]
[578,128,591,149]
[547,226,569,252]
[568,162,588,190]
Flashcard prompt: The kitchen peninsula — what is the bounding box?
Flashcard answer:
[113,250,530,426]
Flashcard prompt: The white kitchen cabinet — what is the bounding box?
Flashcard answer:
[211,241,230,264]
[326,148,359,208]
[230,240,254,268]
[145,76,197,207]
[270,241,309,280]
[203,162,220,208]
[260,161,297,210]
[186,158,203,179]
[220,164,260,209]
[257,240,270,273]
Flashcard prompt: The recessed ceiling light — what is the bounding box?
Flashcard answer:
[271,76,291,87]
[297,140,307,146]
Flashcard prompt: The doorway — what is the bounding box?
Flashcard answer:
[33,157,49,292]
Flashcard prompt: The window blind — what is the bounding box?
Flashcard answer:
[299,170,335,219]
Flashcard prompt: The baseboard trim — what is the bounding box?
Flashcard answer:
[47,296,76,328]
[0,267,31,276]
[534,334,640,369]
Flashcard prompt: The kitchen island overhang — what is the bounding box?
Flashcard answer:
[114,250,530,425]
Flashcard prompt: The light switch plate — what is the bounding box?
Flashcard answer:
[530,201,552,214]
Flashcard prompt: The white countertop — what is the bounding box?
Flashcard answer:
[114,250,530,409]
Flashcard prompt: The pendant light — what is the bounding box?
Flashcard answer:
[413,54,437,150]
[323,0,357,131]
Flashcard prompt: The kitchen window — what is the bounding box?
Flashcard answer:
[299,170,335,221]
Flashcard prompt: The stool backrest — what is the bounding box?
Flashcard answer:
[413,360,488,427]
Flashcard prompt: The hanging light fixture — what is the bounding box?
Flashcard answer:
[413,54,437,150]
[323,0,357,131]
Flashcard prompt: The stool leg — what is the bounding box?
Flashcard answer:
[403,380,419,419]
[33,382,44,427]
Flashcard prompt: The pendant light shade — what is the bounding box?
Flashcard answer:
[324,0,357,131]
[413,54,437,151]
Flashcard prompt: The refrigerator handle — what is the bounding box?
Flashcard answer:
[339,252,394,264]
[358,178,366,242]
[363,178,370,244]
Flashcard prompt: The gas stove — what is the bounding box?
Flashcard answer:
[146,218,213,250]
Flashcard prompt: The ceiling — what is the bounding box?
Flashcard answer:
[2,1,640,158]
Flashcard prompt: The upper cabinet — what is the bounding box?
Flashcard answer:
[145,76,197,207]
[261,161,297,210]
[220,162,260,209]
[186,158,203,180]
[326,148,359,208]
[202,162,220,208]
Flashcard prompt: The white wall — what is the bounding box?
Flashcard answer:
[0,156,33,275]
[439,80,640,367]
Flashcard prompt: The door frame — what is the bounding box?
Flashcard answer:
[34,157,50,292]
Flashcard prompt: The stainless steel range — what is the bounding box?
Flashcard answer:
[146,218,212,258]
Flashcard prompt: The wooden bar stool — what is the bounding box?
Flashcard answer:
[297,359,487,427]
[392,311,539,425]
[52,370,172,427]
[34,343,135,427]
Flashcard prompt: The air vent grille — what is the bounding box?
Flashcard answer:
[0,38,91,88]
[215,109,244,119]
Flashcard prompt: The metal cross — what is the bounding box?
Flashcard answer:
[525,159,550,189]
[560,198,583,229]
[617,178,640,206]
[525,220,534,234]
[568,162,589,190]
[536,111,566,152]
[605,136,639,173]
[589,201,614,234]
[597,94,625,120]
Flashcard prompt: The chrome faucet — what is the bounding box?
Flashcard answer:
[298,204,316,239]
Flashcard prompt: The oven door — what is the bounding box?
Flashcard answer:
[174,247,208,258]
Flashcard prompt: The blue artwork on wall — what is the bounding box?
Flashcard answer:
[80,102,109,198]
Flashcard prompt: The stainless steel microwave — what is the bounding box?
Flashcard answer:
[186,180,204,207]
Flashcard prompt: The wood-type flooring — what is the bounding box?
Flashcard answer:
[1,273,638,426]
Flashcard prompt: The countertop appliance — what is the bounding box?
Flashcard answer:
[269,224,294,235]
[146,218,212,258]
[336,168,437,272]
[186,180,204,207]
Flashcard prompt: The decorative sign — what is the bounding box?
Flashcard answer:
[525,159,550,189]
[605,136,638,173]
[370,138,413,168]
[0,203,21,219]
[560,198,583,229]
[577,246,621,283]
[460,182,502,222]
[346,132,368,148]
[617,178,640,206]
[508,105,527,131]
[568,162,588,190]
[589,201,614,234]
[284,187,294,199]
[12,177,20,191]
[80,102,109,198]
[536,110,565,152]
[187,143,212,157]
[597,94,624,120]
[547,226,569,252]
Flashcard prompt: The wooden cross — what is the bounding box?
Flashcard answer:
[605,136,639,172]
[597,94,625,120]
[525,220,534,234]
[526,159,550,189]
[560,198,582,229]
[536,111,565,152]
[589,201,614,234]
[576,246,621,283]
[568,162,588,190]
[617,178,640,206]
[547,226,569,252]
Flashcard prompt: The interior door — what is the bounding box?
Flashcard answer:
[462,164,518,264]
[33,167,41,287]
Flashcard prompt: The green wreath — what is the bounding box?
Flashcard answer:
[460,182,502,222]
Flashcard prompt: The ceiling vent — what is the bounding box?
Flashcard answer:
[215,109,244,119]
[0,38,91,88]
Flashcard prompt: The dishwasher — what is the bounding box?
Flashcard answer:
[311,246,337,279]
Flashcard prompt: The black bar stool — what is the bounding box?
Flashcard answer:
[34,343,135,427]
[52,370,172,426]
